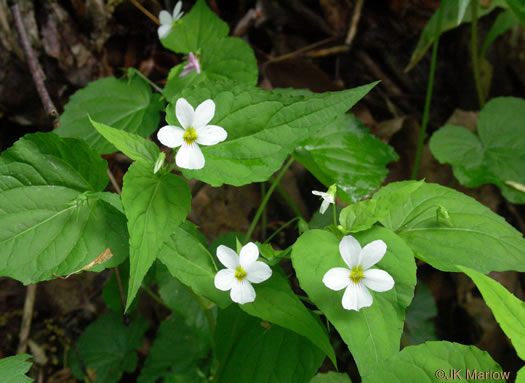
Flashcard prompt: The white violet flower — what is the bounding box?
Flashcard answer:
[312,184,337,214]
[157,98,227,170]
[322,235,395,311]
[214,242,272,304]
[179,52,201,77]
[158,1,184,39]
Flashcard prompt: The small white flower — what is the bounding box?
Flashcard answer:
[158,1,184,39]
[157,98,227,170]
[214,242,272,304]
[322,235,394,311]
[312,184,337,214]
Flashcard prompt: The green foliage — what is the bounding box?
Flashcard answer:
[310,371,352,383]
[362,341,505,382]
[138,315,209,383]
[158,223,230,308]
[56,76,163,154]
[240,267,336,365]
[505,0,525,26]
[406,0,505,71]
[430,97,525,203]
[294,114,398,203]
[403,281,438,345]
[481,10,519,57]
[121,161,191,310]
[0,354,33,383]
[0,133,128,284]
[214,305,325,383]
[165,81,377,186]
[90,118,159,163]
[292,227,417,376]
[374,181,525,273]
[458,265,525,360]
[160,0,229,54]
[70,313,148,383]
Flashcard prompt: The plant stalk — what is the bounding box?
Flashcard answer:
[471,0,485,108]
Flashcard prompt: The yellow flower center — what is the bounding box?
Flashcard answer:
[183,127,198,145]
[349,265,364,284]
[234,266,247,281]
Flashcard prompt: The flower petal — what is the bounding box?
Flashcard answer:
[216,245,239,269]
[363,269,395,292]
[360,240,387,270]
[239,242,259,268]
[173,1,182,19]
[157,125,184,148]
[312,190,325,197]
[196,125,227,146]
[193,99,215,128]
[245,261,272,284]
[342,283,373,311]
[157,24,172,39]
[176,98,194,129]
[322,267,351,291]
[339,235,362,269]
[176,144,205,170]
[230,280,256,304]
[159,10,172,25]
[320,199,330,214]
[214,269,235,291]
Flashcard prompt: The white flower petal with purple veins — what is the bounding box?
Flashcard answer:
[322,234,395,311]
[322,267,351,291]
[216,245,240,269]
[213,242,272,304]
[157,125,184,148]
[175,143,205,170]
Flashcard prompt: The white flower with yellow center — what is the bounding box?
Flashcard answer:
[157,98,227,170]
[214,242,272,304]
[312,184,336,214]
[158,1,184,39]
[322,235,394,311]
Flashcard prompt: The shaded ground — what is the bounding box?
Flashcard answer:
[1,0,524,381]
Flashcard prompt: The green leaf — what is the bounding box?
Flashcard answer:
[310,371,351,383]
[294,114,398,203]
[481,10,519,57]
[122,161,191,310]
[137,316,209,383]
[240,267,336,365]
[339,199,379,233]
[457,265,525,360]
[430,97,525,203]
[292,227,417,376]
[56,76,164,154]
[0,133,128,284]
[161,0,229,54]
[158,223,230,308]
[518,366,525,383]
[0,354,32,383]
[90,118,159,163]
[165,81,377,186]
[403,280,438,345]
[406,0,504,71]
[505,0,525,27]
[362,341,506,382]
[163,37,257,101]
[374,181,525,273]
[215,305,325,383]
[69,313,148,383]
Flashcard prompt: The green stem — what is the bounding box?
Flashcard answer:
[275,183,305,220]
[244,158,294,243]
[264,217,301,244]
[411,1,443,180]
[332,202,337,227]
[260,182,267,240]
[132,68,163,94]
[141,284,171,310]
[471,0,485,108]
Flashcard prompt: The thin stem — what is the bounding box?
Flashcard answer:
[274,183,305,220]
[244,158,294,243]
[471,0,485,108]
[106,168,122,194]
[132,69,163,94]
[114,267,126,312]
[264,217,301,244]
[130,0,160,25]
[333,202,337,227]
[411,1,443,180]
[141,284,171,310]
[260,183,267,240]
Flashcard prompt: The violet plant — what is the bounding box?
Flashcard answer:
[1,1,524,382]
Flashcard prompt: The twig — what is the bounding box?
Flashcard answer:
[130,0,159,25]
[17,284,37,353]
[345,0,364,46]
[11,3,59,127]
[106,168,122,195]
[114,267,127,312]
[232,8,256,37]
[268,37,337,63]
